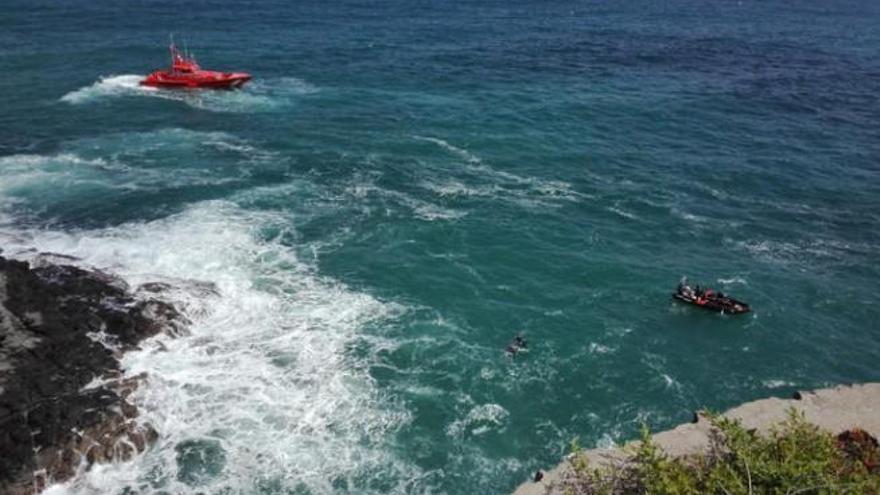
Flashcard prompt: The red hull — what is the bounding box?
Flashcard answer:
[140,69,251,89]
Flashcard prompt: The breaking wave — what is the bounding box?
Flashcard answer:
[0,201,424,494]
[0,129,280,222]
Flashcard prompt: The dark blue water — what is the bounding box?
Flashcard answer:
[2,1,880,494]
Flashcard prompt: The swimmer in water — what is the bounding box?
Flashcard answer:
[506,333,528,356]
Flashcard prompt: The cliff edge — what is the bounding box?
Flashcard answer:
[514,382,880,495]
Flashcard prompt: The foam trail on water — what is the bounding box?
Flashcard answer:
[0,153,116,196]
[607,206,640,221]
[414,136,589,208]
[413,135,482,164]
[0,129,278,216]
[60,75,156,103]
[2,201,421,494]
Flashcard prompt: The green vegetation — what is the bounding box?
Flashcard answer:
[558,410,880,495]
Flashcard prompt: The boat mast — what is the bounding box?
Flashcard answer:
[169,33,175,69]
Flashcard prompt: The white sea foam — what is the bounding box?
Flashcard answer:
[415,136,588,208]
[60,75,154,104]
[661,373,681,390]
[588,342,614,355]
[689,181,731,201]
[0,152,110,170]
[446,403,510,438]
[671,207,708,224]
[729,238,855,266]
[606,206,639,221]
[641,353,683,393]
[413,136,481,164]
[269,76,320,95]
[418,179,491,198]
[762,380,797,389]
[595,433,617,450]
[1,201,420,494]
[411,202,467,221]
[344,177,466,222]
[0,130,270,203]
[0,153,132,203]
[735,239,801,263]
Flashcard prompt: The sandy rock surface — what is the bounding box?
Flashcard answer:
[514,383,880,495]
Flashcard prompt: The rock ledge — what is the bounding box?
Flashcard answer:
[514,382,880,495]
[0,255,184,494]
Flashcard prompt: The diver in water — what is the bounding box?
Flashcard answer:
[506,333,528,356]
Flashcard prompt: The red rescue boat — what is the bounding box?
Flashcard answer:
[141,43,251,89]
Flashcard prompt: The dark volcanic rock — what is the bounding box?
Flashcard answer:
[0,256,184,494]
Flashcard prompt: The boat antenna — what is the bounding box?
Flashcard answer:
[169,33,175,66]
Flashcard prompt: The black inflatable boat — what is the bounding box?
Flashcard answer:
[673,279,750,315]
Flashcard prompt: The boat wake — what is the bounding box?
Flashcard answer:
[61,75,317,113]
[60,75,152,104]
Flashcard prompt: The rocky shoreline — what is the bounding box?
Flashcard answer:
[0,254,184,494]
[513,383,880,495]
[3,251,878,495]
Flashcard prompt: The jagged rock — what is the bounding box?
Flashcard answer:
[0,255,185,494]
[836,428,880,473]
[137,282,173,294]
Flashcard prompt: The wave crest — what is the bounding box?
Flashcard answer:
[2,202,422,494]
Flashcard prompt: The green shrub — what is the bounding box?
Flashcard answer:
[555,409,880,495]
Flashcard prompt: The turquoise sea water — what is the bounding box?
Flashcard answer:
[2,1,880,493]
